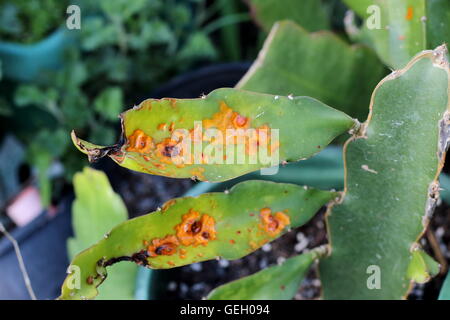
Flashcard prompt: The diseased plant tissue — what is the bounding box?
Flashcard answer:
[57,0,450,300]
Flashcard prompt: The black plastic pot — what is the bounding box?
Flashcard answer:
[149,62,251,99]
[0,198,72,300]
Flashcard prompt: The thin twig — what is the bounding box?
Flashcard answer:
[0,222,37,300]
[426,228,448,275]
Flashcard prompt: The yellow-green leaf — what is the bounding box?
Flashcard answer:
[59,180,336,300]
[207,250,321,300]
[72,88,356,181]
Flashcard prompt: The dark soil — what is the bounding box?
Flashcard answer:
[101,156,450,300]
[412,201,450,300]
[97,158,193,218]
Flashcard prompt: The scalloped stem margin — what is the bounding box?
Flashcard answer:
[320,45,450,300]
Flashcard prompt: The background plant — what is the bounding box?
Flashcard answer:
[0,0,251,207]
[0,0,67,43]
[68,167,137,300]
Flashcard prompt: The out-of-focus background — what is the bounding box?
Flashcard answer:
[0,0,449,301]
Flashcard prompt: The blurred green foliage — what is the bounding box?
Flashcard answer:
[0,0,67,43]
[0,60,9,117]
[0,0,250,205]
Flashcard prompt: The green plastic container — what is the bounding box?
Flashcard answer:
[0,28,77,82]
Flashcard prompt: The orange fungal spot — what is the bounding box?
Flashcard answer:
[126,129,154,154]
[175,209,216,246]
[147,235,179,257]
[259,208,291,237]
[232,114,248,128]
[157,123,167,131]
[154,163,166,170]
[162,199,177,212]
[179,248,187,259]
[406,6,413,20]
[190,167,205,180]
[166,98,177,108]
[202,101,250,133]
[156,138,183,164]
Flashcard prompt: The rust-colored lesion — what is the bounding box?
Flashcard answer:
[126,122,185,166]
[163,98,177,109]
[405,6,414,21]
[147,235,180,257]
[203,101,250,132]
[232,114,249,128]
[155,138,184,164]
[143,209,217,263]
[162,199,177,212]
[139,100,152,110]
[259,207,291,237]
[123,101,279,169]
[157,123,167,131]
[126,129,154,154]
[190,167,205,180]
[179,248,187,259]
[243,124,277,155]
[175,209,216,246]
[201,101,279,157]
